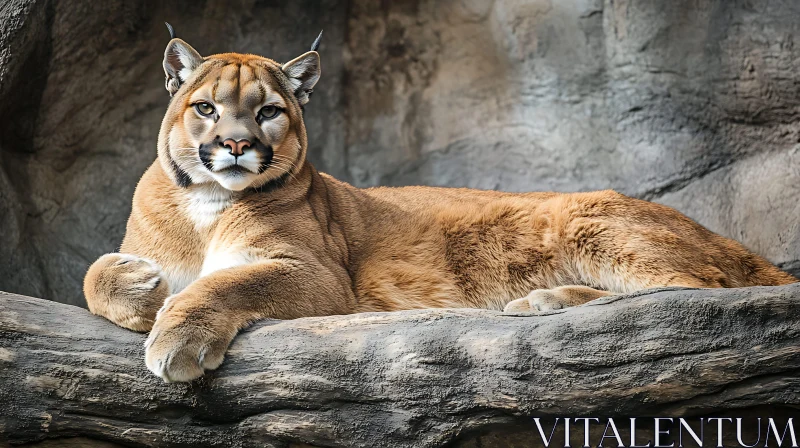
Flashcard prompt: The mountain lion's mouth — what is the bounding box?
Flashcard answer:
[218,165,252,175]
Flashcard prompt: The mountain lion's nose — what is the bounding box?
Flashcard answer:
[223,138,252,157]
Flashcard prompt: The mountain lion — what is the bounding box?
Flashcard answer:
[84,29,797,382]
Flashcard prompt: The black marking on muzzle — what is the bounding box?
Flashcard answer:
[255,141,274,174]
[170,159,192,188]
[198,140,217,171]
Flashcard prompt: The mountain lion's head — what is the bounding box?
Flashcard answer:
[157,28,321,192]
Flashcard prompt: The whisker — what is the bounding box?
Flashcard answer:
[268,160,299,179]
[271,156,300,179]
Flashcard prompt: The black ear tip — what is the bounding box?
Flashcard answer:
[310,30,323,52]
[165,22,177,40]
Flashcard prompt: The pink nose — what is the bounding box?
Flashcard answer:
[223,138,252,156]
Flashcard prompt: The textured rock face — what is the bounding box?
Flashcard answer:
[0,0,798,306]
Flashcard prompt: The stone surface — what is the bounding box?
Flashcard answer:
[2,285,800,447]
[0,0,799,306]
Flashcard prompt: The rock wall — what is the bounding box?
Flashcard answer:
[1,0,798,306]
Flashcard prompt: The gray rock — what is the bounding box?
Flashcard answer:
[1,285,799,447]
[1,0,799,305]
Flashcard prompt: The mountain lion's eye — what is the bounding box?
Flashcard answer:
[258,105,281,121]
[194,102,215,116]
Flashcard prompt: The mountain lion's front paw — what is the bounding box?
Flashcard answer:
[84,253,170,332]
[144,295,237,382]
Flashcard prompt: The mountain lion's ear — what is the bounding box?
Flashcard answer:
[282,51,321,106]
[163,38,203,96]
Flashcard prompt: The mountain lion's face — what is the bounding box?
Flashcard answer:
[158,38,320,191]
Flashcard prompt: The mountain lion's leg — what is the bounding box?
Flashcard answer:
[144,255,352,382]
[83,253,170,332]
[503,269,719,313]
[504,192,797,313]
[503,237,760,314]
[503,271,718,313]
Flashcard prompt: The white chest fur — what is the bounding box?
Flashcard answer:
[163,266,199,294]
[183,184,234,231]
[200,249,255,277]
[174,185,260,288]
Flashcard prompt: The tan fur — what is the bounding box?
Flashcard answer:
[84,43,797,382]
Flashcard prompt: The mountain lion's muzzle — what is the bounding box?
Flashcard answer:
[199,136,274,175]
